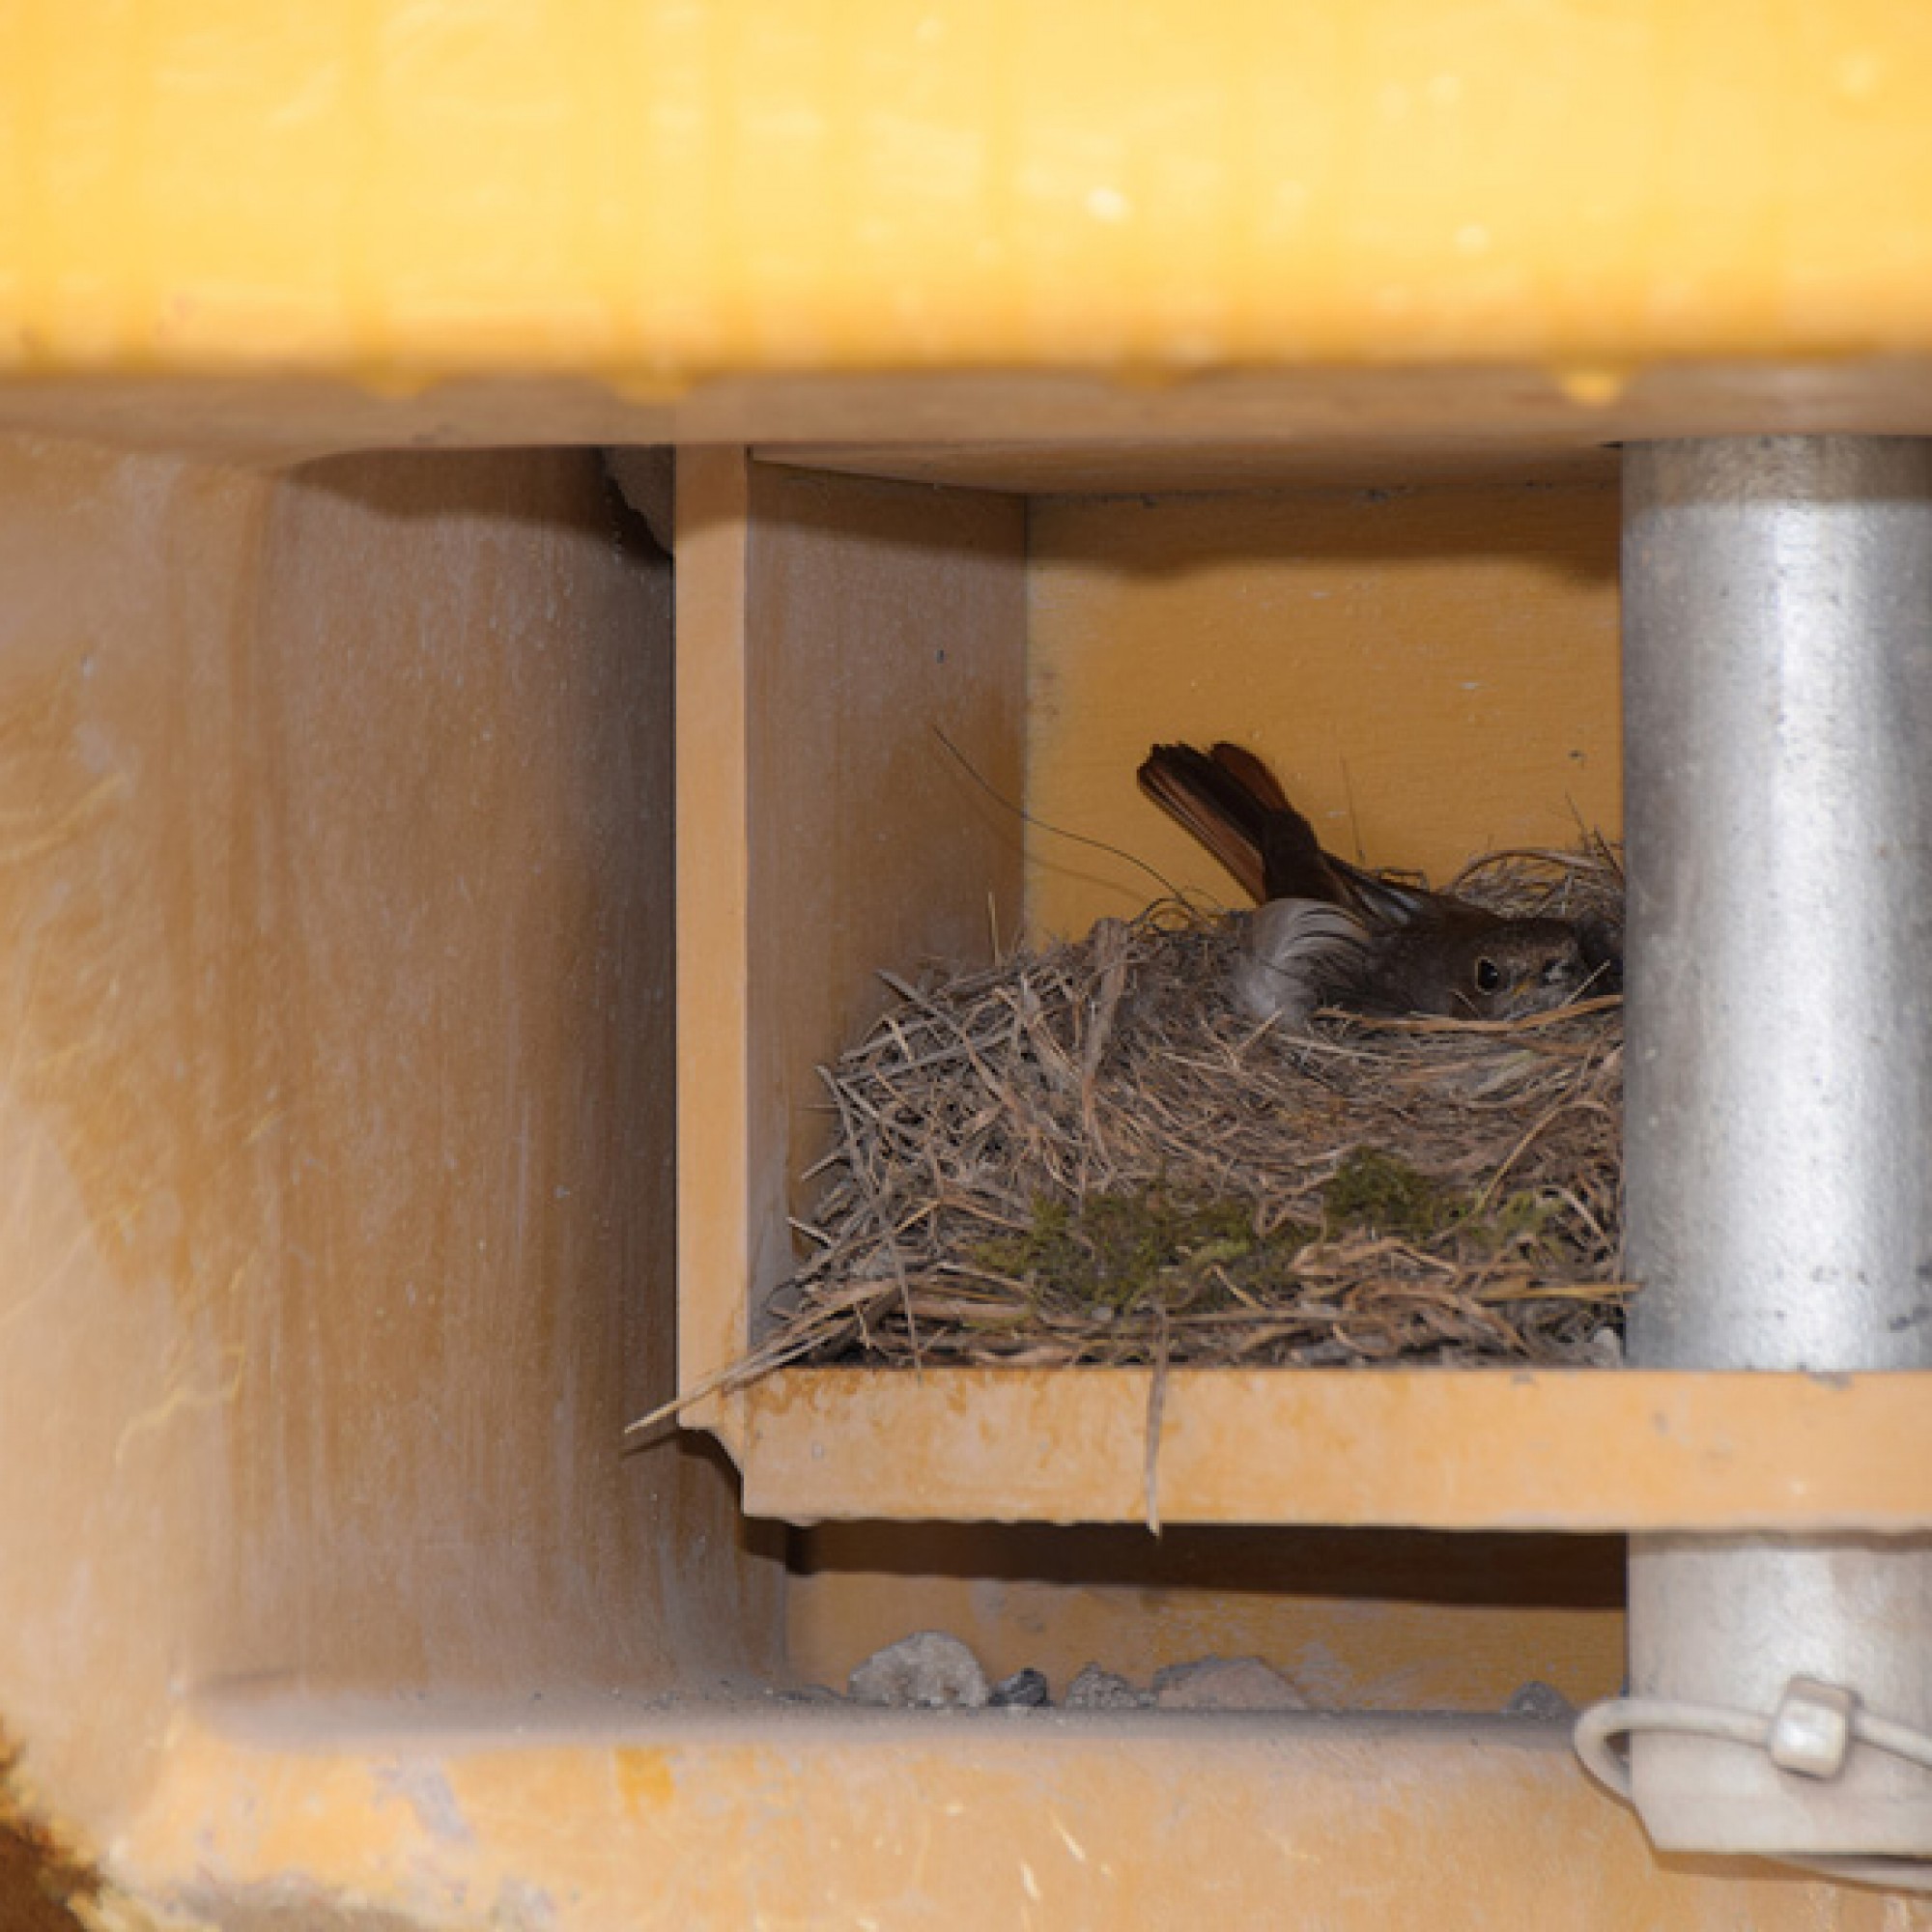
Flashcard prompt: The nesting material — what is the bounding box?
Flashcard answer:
[761,846,1629,1376]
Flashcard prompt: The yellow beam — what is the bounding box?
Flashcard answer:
[99,1710,1909,1931]
[4,3,1932,384]
[733,1368,1932,1530]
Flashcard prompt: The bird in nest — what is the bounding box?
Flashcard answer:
[1138,741,1620,1028]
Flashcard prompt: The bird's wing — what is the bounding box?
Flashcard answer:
[1231,898,1373,1026]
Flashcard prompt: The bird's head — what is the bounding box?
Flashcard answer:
[1443,919,1604,1020]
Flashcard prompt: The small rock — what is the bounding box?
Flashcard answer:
[989,1667,1052,1709]
[1152,1658,1309,1712]
[847,1632,989,1709]
[1065,1663,1151,1711]
[1502,1680,1575,1720]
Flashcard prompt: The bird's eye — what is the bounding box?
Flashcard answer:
[1473,956,1503,994]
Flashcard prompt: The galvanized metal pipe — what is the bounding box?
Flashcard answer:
[1623,436,1932,1857]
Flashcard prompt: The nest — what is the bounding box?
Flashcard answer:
[748,846,1630,1381]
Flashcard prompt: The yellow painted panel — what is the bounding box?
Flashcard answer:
[0,436,779,1842]
[735,1369,1932,1532]
[5,4,1932,380]
[99,1712,1925,1931]
[673,452,1025,1410]
[1026,477,1621,939]
[6,361,1932,464]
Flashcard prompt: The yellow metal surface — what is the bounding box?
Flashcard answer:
[8,361,1932,466]
[6,3,1932,384]
[0,436,780,1851]
[735,1368,1932,1530]
[674,450,1025,1421]
[671,447,755,1435]
[96,1708,1924,1931]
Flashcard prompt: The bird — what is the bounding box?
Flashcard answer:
[1137,741,1615,1027]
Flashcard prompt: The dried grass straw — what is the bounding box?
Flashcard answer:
[761,843,1632,1383]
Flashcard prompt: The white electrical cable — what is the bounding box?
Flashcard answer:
[1575,1692,1932,1894]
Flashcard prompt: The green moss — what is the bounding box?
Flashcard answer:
[1489,1188,1553,1245]
[1321,1154,1575,1260]
[970,1183,1313,1315]
[968,1157,1581,1315]
[1322,1147,1459,1240]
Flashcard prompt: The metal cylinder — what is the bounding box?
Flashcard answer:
[1624,436,1932,1857]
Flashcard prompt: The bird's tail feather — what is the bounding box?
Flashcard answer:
[1136,742,1272,903]
[1140,738,1449,925]
[1203,741,1291,814]
[1139,739,1364,909]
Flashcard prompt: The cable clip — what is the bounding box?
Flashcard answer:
[1767,1677,1858,1781]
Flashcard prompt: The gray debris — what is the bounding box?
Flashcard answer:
[1151,1657,1309,1712]
[1502,1680,1576,1720]
[989,1667,1052,1709]
[847,1631,990,1709]
[1065,1663,1152,1711]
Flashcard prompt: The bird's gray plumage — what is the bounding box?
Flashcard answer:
[1139,740,1616,1029]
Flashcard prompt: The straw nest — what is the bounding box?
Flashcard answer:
[751,845,1630,1380]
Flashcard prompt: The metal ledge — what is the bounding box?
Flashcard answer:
[724,1368,1932,1531]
